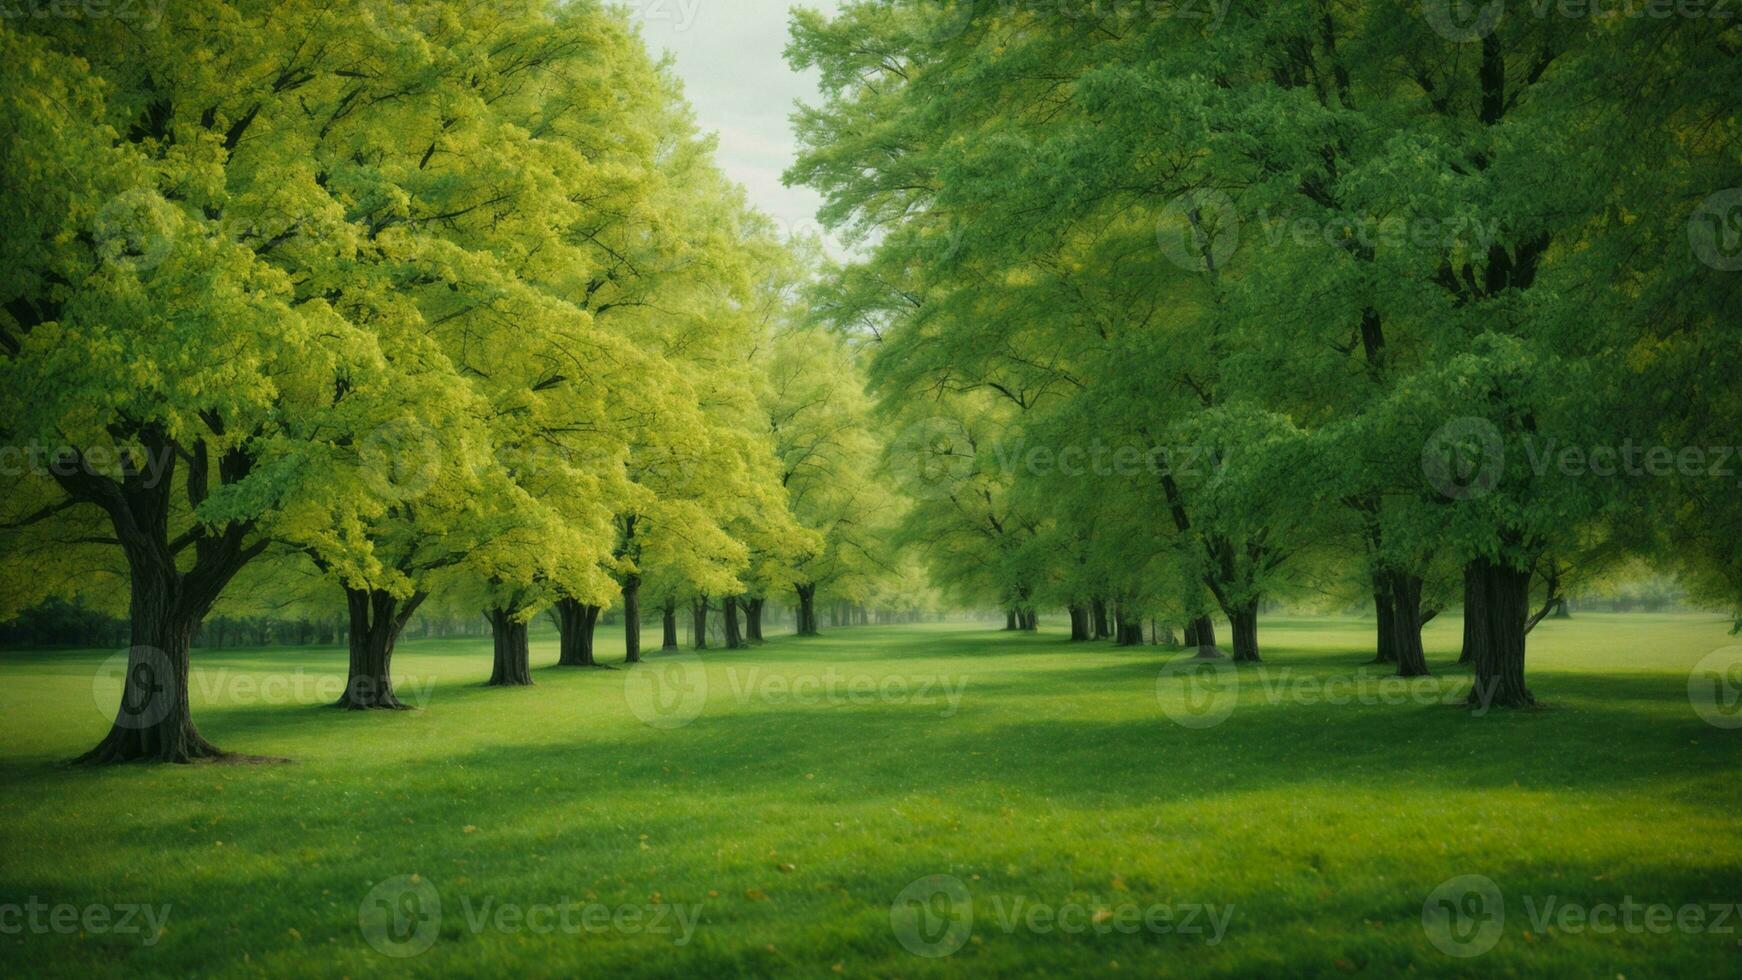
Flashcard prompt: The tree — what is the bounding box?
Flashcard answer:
[0,9,449,760]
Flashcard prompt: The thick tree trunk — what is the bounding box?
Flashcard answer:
[661,599,679,650]
[486,608,532,686]
[723,596,747,649]
[1068,605,1091,641]
[1004,609,1018,631]
[1091,599,1112,639]
[555,597,601,668]
[692,595,710,650]
[796,584,819,636]
[622,575,642,664]
[1387,571,1430,677]
[746,598,765,642]
[77,482,258,764]
[1466,557,1535,709]
[336,587,424,709]
[1373,580,1398,665]
[1189,615,1222,659]
[79,595,218,764]
[1226,605,1261,662]
[1018,610,1037,631]
[1459,563,1482,666]
[1114,612,1143,647]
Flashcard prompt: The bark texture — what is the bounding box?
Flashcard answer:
[1466,557,1535,709]
[337,587,425,709]
[487,608,532,687]
[661,600,679,650]
[746,598,765,642]
[795,584,819,636]
[723,596,747,649]
[622,574,642,664]
[1227,604,1261,662]
[692,595,710,650]
[1386,571,1431,677]
[555,598,601,668]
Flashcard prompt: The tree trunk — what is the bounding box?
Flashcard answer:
[1092,599,1112,639]
[76,452,264,764]
[723,596,747,649]
[1373,579,1398,665]
[1466,557,1535,709]
[555,597,601,668]
[746,598,765,642]
[1189,615,1222,659]
[692,595,710,650]
[622,574,642,664]
[336,586,424,709]
[1226,605,1260,662]
[79,584,218,763]
[1114,611,1143,646]
[796,584,819,636]
[486,608,532,686]
[1387,571,1430,677]
[1018,610,1037,631]
[1459,563,1482,665]
[1068,605,1091,641]
[1004,609,1018,631]
[661,599,679,650]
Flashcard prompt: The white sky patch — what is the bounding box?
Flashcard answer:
[629,0,847,253]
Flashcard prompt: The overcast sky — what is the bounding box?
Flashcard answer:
[629,0,845,247]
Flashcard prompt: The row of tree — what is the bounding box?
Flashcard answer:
[0,1,925,763]
[787,2,1740,704]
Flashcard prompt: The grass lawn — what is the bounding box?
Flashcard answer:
[2,613,1740,977]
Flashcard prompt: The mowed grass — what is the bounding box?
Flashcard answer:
[2,613,1740,977]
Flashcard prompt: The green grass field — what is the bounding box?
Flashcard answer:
[3,613,1740,977]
